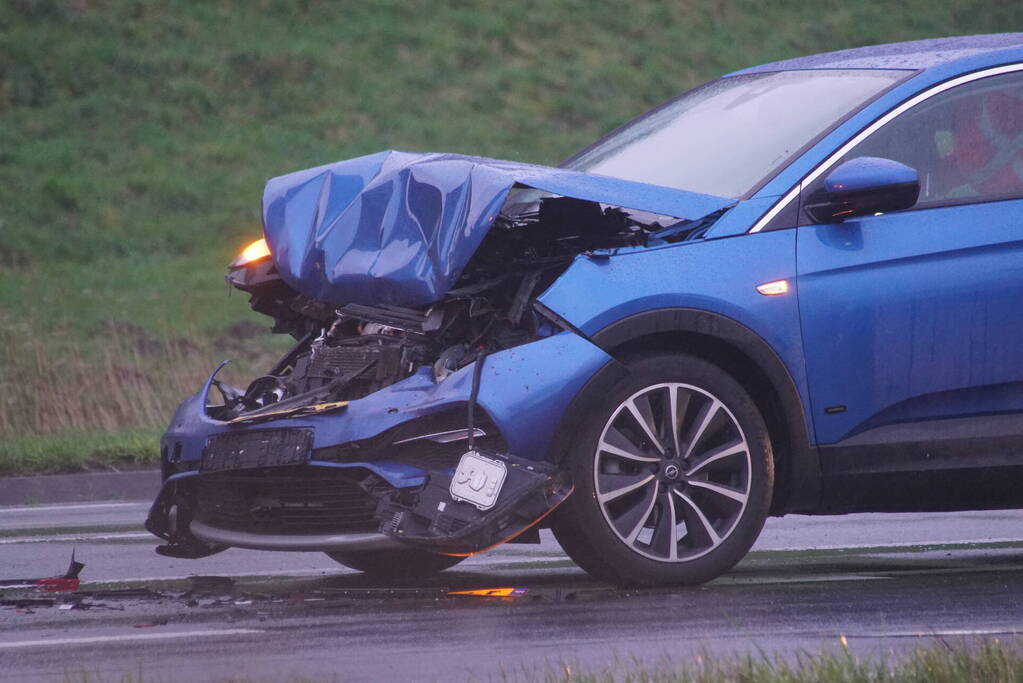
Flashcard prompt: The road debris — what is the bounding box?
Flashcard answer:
[449,587,528,598]
[0,550,84,592]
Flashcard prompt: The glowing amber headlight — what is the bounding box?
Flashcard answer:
[231,238,271,268]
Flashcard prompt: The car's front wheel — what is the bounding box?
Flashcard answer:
[326,549,464,577]
[551,353,773,586]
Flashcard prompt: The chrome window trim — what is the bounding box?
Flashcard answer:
[748,62,1023,233]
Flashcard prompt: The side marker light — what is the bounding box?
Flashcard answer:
[756,279,789,296]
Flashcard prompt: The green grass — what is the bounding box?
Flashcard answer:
[0,428,160,476]
[4,0,1023,473]
[545,641,1023,682]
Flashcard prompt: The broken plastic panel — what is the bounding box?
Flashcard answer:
[0,550,85,592]
[375,449,573,556]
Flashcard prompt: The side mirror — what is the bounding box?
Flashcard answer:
[805,156,920,223]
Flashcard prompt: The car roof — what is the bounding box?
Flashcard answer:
[729,33,1023,75]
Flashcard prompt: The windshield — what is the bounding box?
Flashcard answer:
[564,69,909,199]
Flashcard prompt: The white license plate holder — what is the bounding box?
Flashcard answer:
[449,450,508,511]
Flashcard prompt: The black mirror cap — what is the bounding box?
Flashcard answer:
[806,156,920,223]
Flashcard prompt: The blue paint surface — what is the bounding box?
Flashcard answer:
[797,199,1023,443]
[263,150,730,308]
[539,230,811,425]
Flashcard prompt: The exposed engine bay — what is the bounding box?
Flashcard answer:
[219,194,705,422]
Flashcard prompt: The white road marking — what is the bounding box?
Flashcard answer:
[752,537,1023,552]
[0,531,152,545]
[65,559,577,587]
[715,573,892,586]
[848,628,1021,638]
[0,629,263,650]
[0,502,148,514]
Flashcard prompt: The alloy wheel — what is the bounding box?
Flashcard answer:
[593,382,751,562]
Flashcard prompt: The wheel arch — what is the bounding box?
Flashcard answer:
[547,308,820,515]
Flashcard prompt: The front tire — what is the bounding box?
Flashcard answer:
[551,353,773,586]
[326,549,464,577]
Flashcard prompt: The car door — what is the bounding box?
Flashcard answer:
[795,67,1023,471]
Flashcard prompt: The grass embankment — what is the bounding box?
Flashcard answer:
[4,0,1023,474]
[552,641,1023,682]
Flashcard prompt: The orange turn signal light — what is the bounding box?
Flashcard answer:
[756,279,789,296]
[231,238,271,268]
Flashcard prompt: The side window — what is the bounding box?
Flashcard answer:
[801,70,1023,224]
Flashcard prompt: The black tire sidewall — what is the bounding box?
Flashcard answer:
[553,353,773,586]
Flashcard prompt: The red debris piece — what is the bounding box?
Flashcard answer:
[33,577,81,592]
[0,550,85,593]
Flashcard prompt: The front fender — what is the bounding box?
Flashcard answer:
[537,230,821,513]
[538,230,807,425]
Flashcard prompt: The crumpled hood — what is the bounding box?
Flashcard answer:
[262,150,731,307]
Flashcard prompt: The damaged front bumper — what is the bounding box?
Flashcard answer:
[146,330,612,558]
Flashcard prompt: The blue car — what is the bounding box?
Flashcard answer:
[147,34,1023,586]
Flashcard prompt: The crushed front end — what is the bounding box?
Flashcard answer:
[146,328,611,559]
[145,151,730,562]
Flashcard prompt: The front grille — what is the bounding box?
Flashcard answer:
[195,466,378,535]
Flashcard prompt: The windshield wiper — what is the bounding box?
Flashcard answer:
[650,205,734,244]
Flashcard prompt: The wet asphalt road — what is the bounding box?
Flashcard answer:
[4,504,1023,681]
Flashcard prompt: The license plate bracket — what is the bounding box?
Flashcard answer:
[201,429,312,472]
